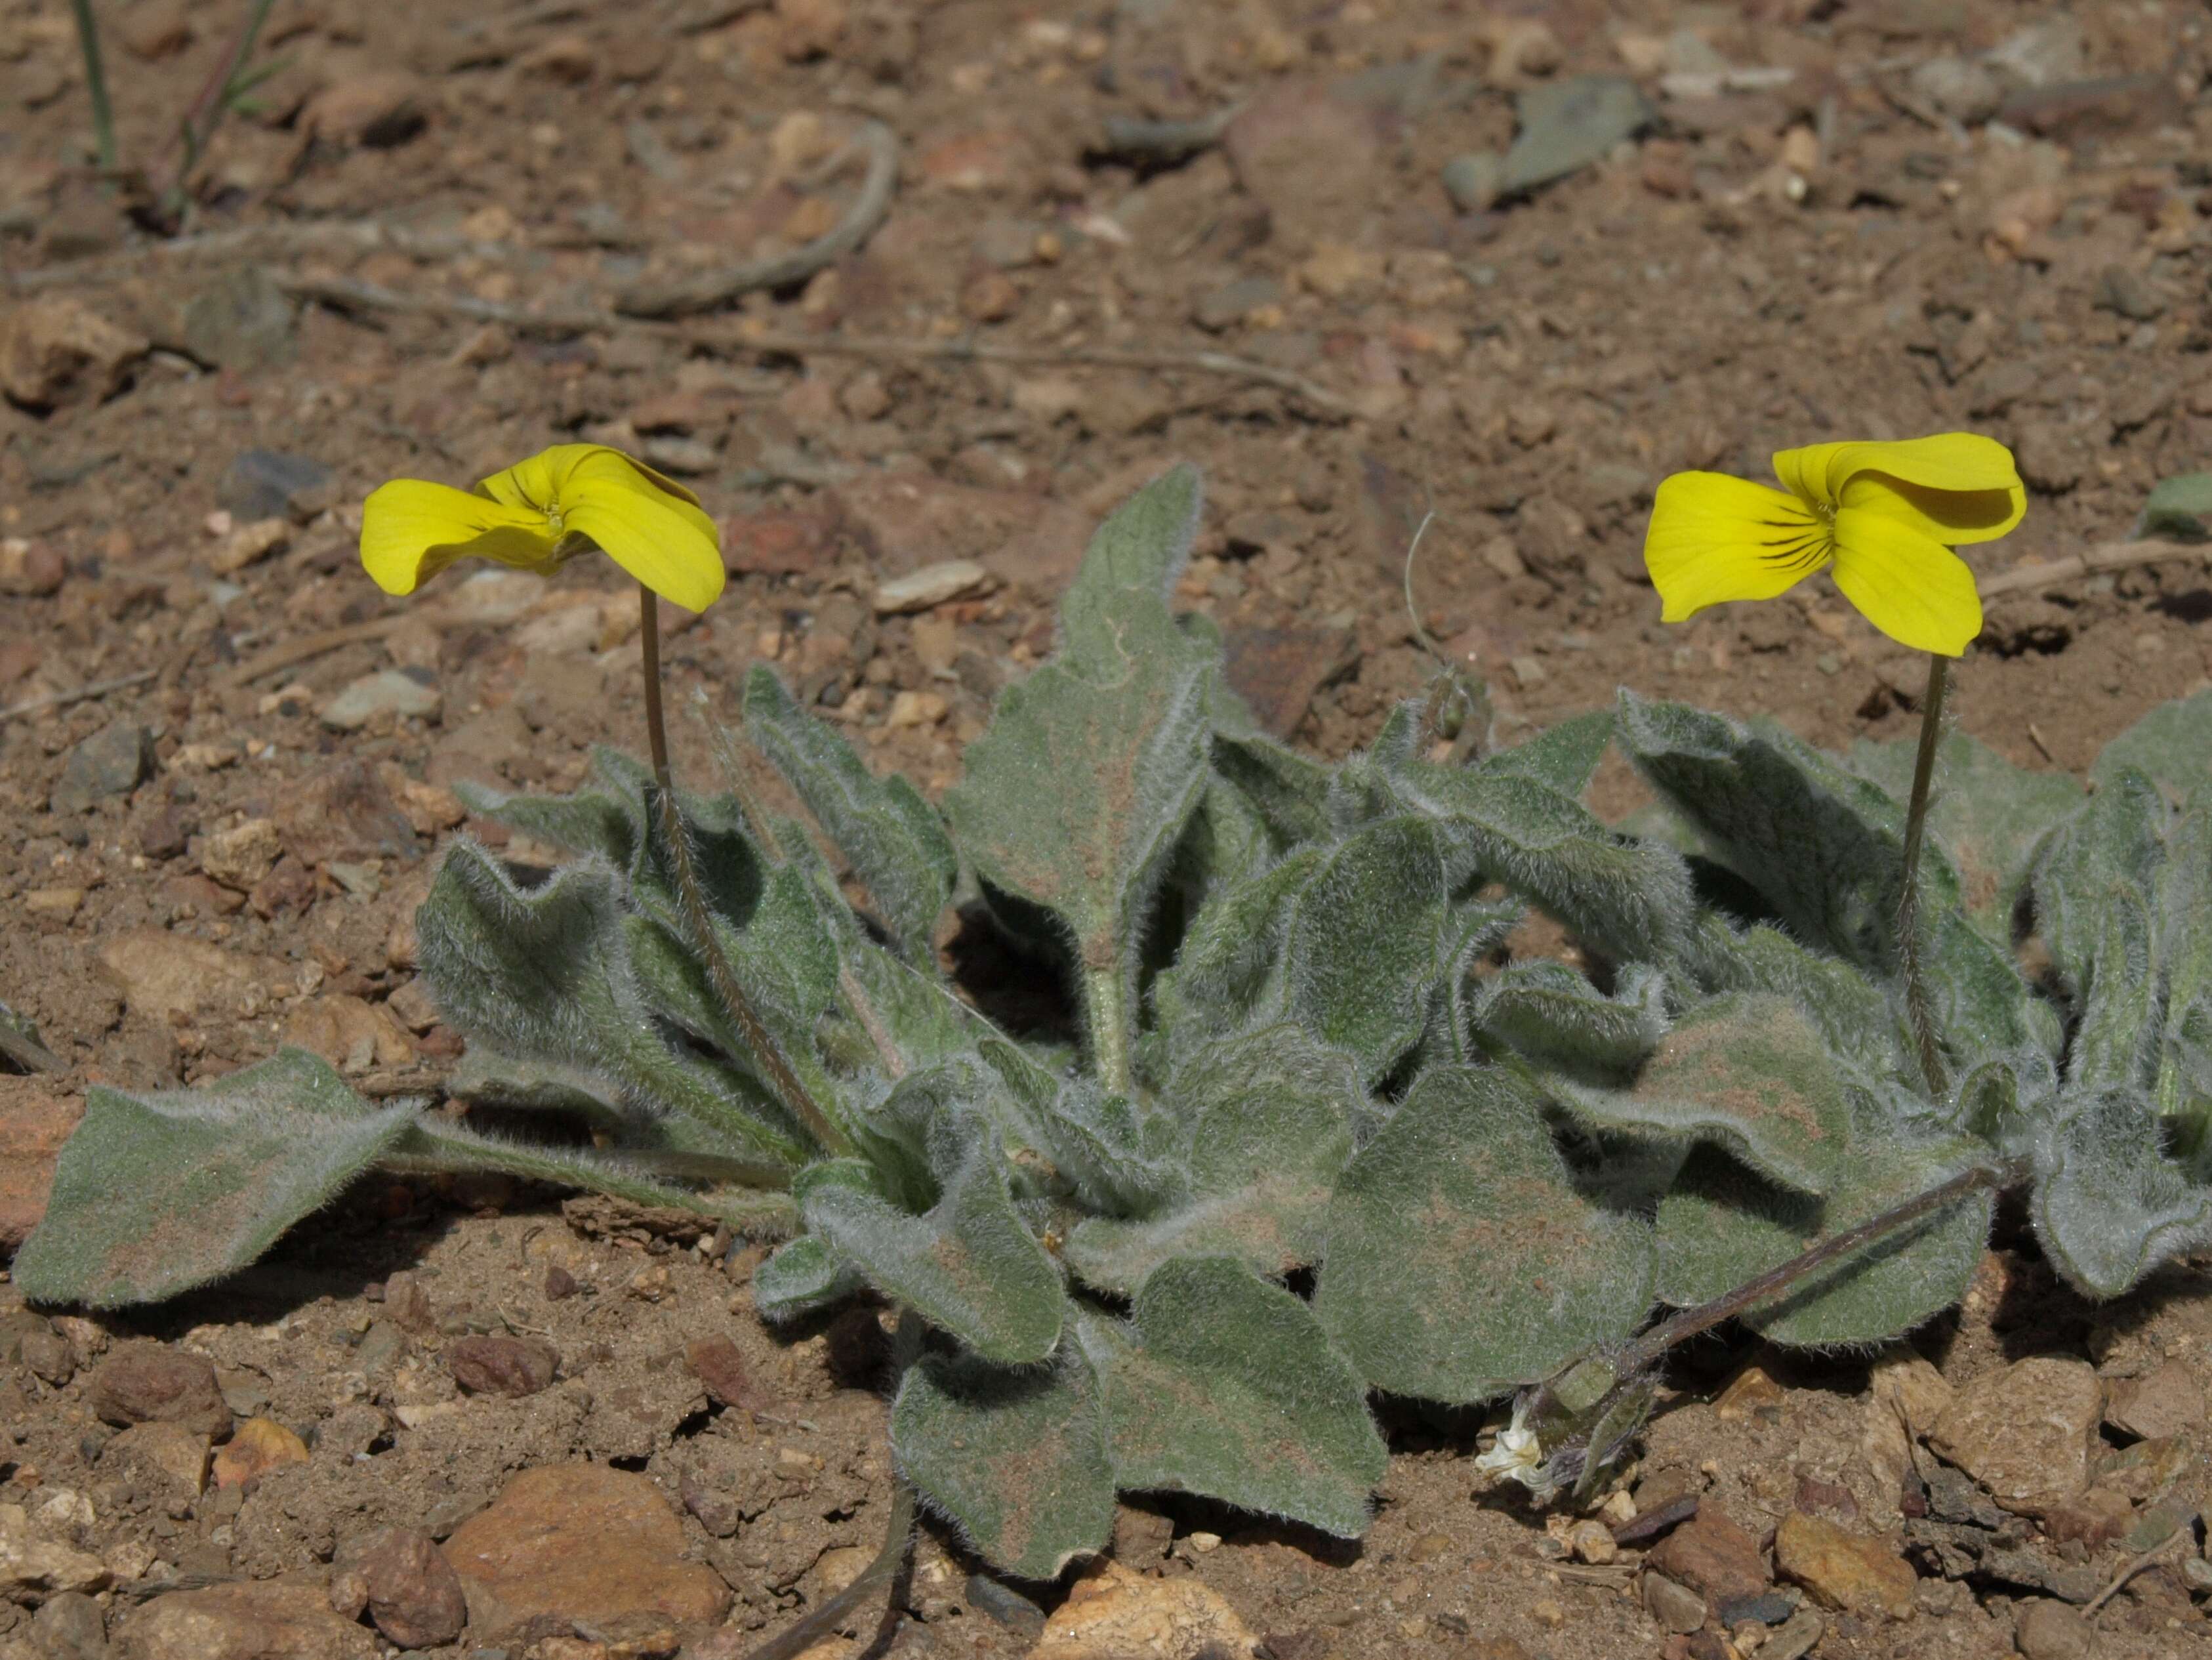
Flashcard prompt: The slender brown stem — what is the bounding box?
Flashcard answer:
[638,587,851,1158]
[1898,653,1950,1097]
[741,1308,920,1660]
[161,0,279,215]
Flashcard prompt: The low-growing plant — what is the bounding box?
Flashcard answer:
[20,463,2212,1644]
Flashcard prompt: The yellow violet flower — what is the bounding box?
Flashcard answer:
[1643,432,2024,656]
[360,444,725,613]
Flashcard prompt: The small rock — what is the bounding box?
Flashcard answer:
[0,1504,112,1600]
[873,558,994,615]
[1765,1608,1826,1660]
[1567,1520,1617,1564]
[2014,1598,2093,1660]
[210,1417,308,1490]
[319,668,442,731]
[331,1527,467,1650]
[1222,78,1384,249]
[2105,1361,2205,1440]
[118,0,193,57]
[1996,73,2184,142]
[1648,1505,1771,1606]
[1908,56,2002,123]
[102,1422,210,1497]
[968,1573,1046,1635]
[1222,626,1357,739]
[298,72,426,148]
[960,268,1022,323]
[280,995,413,1074]
[833,474,1090,598]
[886,690,948,729]
[839,369,893,421]
[443,1464,733,1638]
[0,1313,75,1387]
[200,818,282,890]
[1,298,149,409]
[1643,1570,1707,1634]
[1715,1363,1786,1421]
[89,1342,232,1438]
[1192,276,1284,333]
[1111,1503,1175,1564]
[97,930,271,1024]
[119,1577,379,1660]
[21,887,83,921]
[2095,266,2165,322]
[446,1335,560,1398]
[177,266,298,373]
[28,1589,106,1659]
[1773,1513,1915,1619]
[721,508,842,577]
[1443,152,1506,213]
[1031,1558,1256,1660]
[681,1476,740,1539]
[682,1336,764,1413]
[640,434,719,476]
[1928,1357,2101,1518]
[1503,76,1654,195]
[1483,15,1564,87]
[51,722,152,814]
[217,451,334,524]
[0,537,65,597]
[1509,654,1548,690]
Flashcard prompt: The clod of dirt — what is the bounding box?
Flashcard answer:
[2014,1598,2095,1660]
[329,1525,468,1650]
[445,1335,560,1398]
[1031,1558,1258,1660]
[88,1342,234,1438]
[2103,1361,2207,1442]
[0,298,149,411]
[117,1576,380,1660]
[1928,1358,2102,1518]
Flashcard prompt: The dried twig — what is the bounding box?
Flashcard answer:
[219,616,413,689]
[0,668,157,724]
[613,119,901,320]
[2084,1525,2189,1615]
[1095,104,1242,163]
[4,221,525,294]
[1980,539,2209,600]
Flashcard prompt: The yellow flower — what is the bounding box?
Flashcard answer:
[1643,433,2024,656]
[360,444,725,613]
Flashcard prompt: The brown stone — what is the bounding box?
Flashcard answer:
[211,1417,308,1490]
[299,71,426,149]
[831,474,1091,599]
[1223,79,1388,249]
[0,537,65,598]
[274,760,424,869]
[1031,1558,1257,1660]
[1648,1506,1770,1606]
[96,930,275,1025]
[1929,1358,2101,1518]
[447,1335,560,1398]
[101,1421,210,1497]
[120,1577,379,1660]
[1773,1512,1915,1619]
[1222,627,1358,739]
[0,1078,81,1252]
[117,0,194,58]
[722,508,843,577]
[0,1503,112,1600]
[331,1527,467,1650]
[683,1335,764,1412]
[1997,73,2185,141]
[280,995,414,1075]
[89,1341,233,1437]
[2042,1484,2133,1548]
[1,297,149,409]
[2105,1361,2205,1442]
[444,1464,733,1638]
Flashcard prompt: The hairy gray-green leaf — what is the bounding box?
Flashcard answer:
[417,842,806,1170]
[1151,847,1322,1058]
[1315,1066,1652,1403]
[2032,1087,2212,1298]
[1483,709,1614,800]
[979,1039,1179,1214]
[1078,1256,1386,1538]
[1549,992,1850,1195]
[1679,915,1904,1083]
[743,667,956,963]
[2093,688,2212,804]
[1473,961,1666,1083]
[753,1234,863,1322]
[1063,1026,1357,1295]
[14,1050,417,1308]
[797,1110,1065,1363]
[1212,732,1333,850]
[945,467,1215,1090]
[892,1346,1115,1579]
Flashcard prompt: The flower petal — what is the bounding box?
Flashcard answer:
[1775,434,2024,546]
[558,447,721,550]
[1643,472,1830,622]
[560,465,727,611]
[1829,506,1984,656]
[359,480,558,596]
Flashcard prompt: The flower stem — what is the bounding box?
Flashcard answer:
[639,586,851,1159]
[67,0,117,173]
[1898,652,1950,1097]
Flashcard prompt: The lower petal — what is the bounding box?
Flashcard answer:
[1643,472,1830,622]
[565,480,727,612]
[360,481,556,596]
[1829,508,1983,655]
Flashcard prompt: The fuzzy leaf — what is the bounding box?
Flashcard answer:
[2140,472,2212,540]
[416,843,807,1169]
[1212,732,1333,850]
[1152,848,1323,1057]
[753,1234,862,1322]
[2032,1087,2212,1298]
[1063,1027,1357,1295]
[798,1110,1066,1363]
[1653,1128,1991,1346]
[2094,688,2212,804]
[1846,730,2083,936]
[1617,690,1957,976]
[979,1040,1180,1214]
[1679,916,1905,1083]
[1483,709,1614,799]
[892,1346,1115,1579]
[1473,961,1667,1083]
[1549,992,1851,1195]
[15,1050,416,1308]
[1078,1256,1386,1537]
[1315,1066,1652,1403]
[945,468,1216,1075]
[743,667,956,963]
[2033,770,2166,1089]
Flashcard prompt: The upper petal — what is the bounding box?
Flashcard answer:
[1828,506,1984,656]
[1776,434,2025,545]
[557,447,720,549]
[562,468,727,612]
[1643,471,1830,623]
[360,480,558,596]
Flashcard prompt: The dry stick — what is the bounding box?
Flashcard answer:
[4,222,524,294]
[2084,1525,2191,1615]
[741,1308,922,1660]
[220,615,413,689]
[615,119,901,320]
[279,272,1355,415]
[1978,538,2210,600]
[0,668,157,724]
[638,588,851,1158]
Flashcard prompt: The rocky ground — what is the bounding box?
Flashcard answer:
[4,0,2212,1654]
